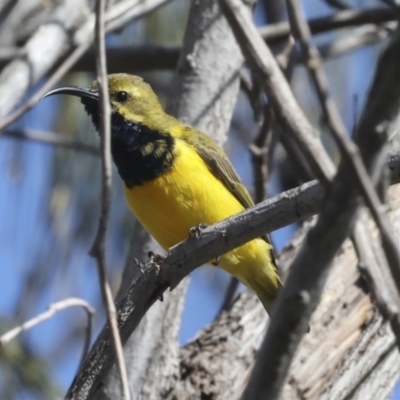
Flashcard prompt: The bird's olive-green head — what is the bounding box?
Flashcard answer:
[94,74,165,127]
[44,73,176,187]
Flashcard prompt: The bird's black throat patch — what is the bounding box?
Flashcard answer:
[81,98,175,187]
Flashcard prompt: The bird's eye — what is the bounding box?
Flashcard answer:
[115,91,129,103]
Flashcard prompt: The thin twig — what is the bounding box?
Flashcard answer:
[318,23,394,60]
[259,6,400,43]
[219,0,336,184]
[287,0,400,315]
[249,106,274,202]
[0,298,95,368]
[90,1,131,400]
[1,129,100,155]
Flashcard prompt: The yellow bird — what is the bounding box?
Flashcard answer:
[45,74,281,313]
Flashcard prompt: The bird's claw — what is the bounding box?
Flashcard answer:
[189,223,208,239]
[211,256,220,266]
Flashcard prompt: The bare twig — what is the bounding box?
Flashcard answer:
[1,129,100,155]
[0,298,95,368]
[249,106,274,202]
[259,6,399,43]
[287,0,400,318]
[219,0,336,184]
[318,23,394,60]
[89,1,131,400]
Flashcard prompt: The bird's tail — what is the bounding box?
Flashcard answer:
[237,264,281,314]
[248,277,282,314]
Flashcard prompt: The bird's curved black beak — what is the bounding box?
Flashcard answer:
[43,86,99,101]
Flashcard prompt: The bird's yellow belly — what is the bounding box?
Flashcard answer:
[123,140,278,304]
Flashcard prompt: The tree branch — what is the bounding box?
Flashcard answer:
[0,298,95,370]
[259,6,399,43]
[219,0,336,184]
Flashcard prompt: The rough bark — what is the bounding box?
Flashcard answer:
[167,184,400,400]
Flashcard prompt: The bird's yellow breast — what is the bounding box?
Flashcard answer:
[125,138,244,248]
[124,138,277,291]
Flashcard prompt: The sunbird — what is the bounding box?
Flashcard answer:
[44,74,281,313]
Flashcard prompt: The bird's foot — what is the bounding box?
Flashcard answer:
[211,256,220,266]
[148,251,165,266]
[189,223,208,239]
[134,251,165,275]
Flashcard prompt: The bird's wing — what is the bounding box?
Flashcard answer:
[183,128,276,264]
[182,128,254,208]
[196,139,255,209]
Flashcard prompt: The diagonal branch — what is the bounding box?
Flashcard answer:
[286,0,400,329]
[218,0,336,184]
[0,298,95,370]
